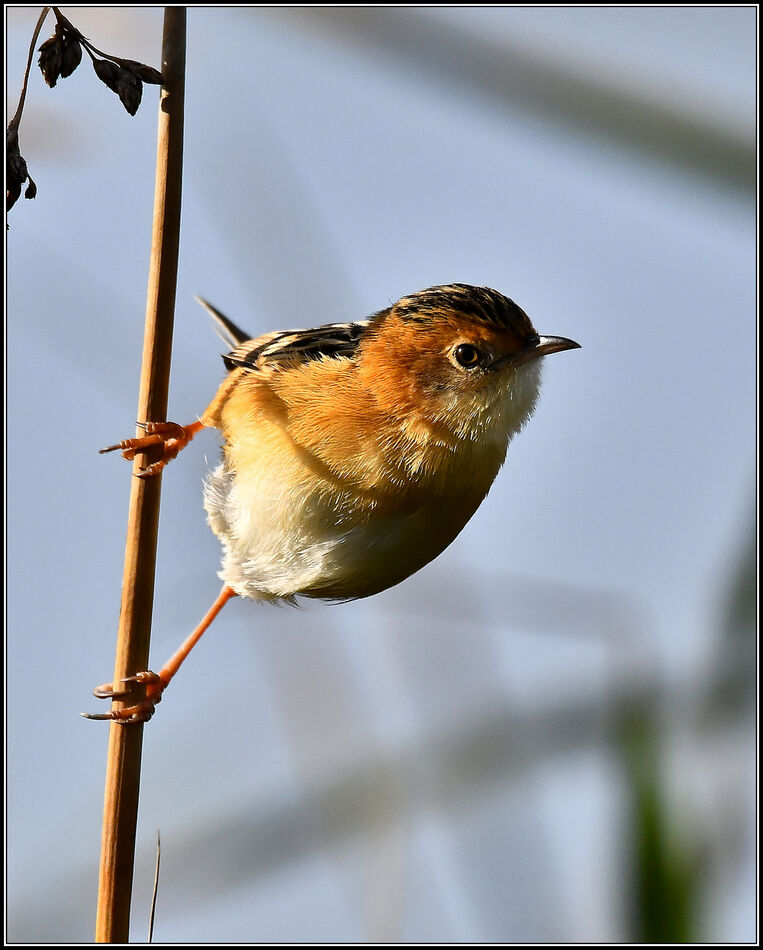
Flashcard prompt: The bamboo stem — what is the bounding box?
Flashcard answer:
[94,8,186,942]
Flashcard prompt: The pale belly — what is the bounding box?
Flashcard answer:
[203,460,484,602]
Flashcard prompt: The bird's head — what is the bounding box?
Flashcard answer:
[358,283,580,446]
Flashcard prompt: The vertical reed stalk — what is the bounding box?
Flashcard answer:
[94,8,186,942]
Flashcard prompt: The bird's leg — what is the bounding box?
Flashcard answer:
[99,419,207,477]
[82,585,237,723]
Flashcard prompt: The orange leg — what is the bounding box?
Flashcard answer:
[82,584,237,724]
[100,419,206,477]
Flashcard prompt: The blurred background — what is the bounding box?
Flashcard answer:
[6,6,756,943]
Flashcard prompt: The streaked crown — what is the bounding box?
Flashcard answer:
[389,283,536,337]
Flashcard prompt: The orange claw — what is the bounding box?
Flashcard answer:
[99,420,205,476]
[82,585,236,724]
[81,670,168,723]
[80,702,158,723]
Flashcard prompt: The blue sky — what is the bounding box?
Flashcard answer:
[7,7,755,941]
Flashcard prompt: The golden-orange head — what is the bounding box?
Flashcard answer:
[357,283,579,443]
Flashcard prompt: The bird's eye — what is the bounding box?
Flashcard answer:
[453,343,482,368]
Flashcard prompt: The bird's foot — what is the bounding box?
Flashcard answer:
[99,420,203,477]
[81,670,167,724]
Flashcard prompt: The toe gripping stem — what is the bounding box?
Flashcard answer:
[82,585,237,724]
[99,420,205,477]
[81,671,168,724]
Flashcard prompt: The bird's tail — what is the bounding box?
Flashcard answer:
[195,295,250,348]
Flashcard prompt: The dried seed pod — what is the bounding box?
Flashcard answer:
[38,22,82,86]
[116,66,143,115]
[92,58,145,115]
[60,32,83,79]
[6,128,31,211]
[38,28,65,88]
[6,162,26,211]
[121,59,164,85]
[6,180,22,212]
[92,57,121,94]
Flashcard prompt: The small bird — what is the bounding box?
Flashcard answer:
[86,283,579,722]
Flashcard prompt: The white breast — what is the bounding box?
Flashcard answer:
[204,456,484,602]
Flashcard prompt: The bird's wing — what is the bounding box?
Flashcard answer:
[195,296,372,373]
[227,321,372,371]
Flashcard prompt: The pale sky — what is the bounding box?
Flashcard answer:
[7,6,755,942]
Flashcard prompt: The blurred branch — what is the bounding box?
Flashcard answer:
[124,681,659,908]
[706,518,756,717]
[618,705,698,942]
[266,8,754,195]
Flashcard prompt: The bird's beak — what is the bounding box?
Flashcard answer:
[533,335,581,356]
[508,334,581,368]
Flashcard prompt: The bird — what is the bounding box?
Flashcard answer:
[85,283,579,722]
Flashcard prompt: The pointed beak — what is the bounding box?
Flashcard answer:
[534,335,581,356]
[508,334,581,367]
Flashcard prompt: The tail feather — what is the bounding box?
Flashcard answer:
[195,295,250,348]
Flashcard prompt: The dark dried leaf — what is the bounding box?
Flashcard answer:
[6,128,29,211]
[39,22,82,85]
[7,177,22,211]
[38,30,60,52]
[7,181,22,211]
[60,34,83,78]
[38,32,65,87]
[92,57,121,93]
[92,58,144,114]
[116,66,143,115]
[121,59,164,84]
